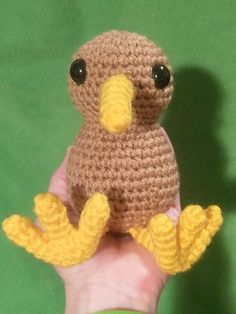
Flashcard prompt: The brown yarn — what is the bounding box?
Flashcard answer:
[67,31,179,233]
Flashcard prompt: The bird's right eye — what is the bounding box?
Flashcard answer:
[152,63,170,89]
[70,58,87,85]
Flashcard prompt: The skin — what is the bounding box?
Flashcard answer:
[47,128,181,314]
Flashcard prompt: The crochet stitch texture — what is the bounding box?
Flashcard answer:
[2,31,223,274]
[67,31,179,233]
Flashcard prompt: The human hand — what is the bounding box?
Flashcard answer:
[48,143,181,314]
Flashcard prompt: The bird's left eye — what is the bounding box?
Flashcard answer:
[70,58,87,85]
[152,64,170,89]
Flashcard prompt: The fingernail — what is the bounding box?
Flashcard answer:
[67,146,72,153]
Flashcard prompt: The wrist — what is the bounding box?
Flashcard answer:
[94,311,144,314]
[64,279,159,314]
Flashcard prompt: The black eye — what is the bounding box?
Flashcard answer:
[152,64,170,89]
[70,58,87,85]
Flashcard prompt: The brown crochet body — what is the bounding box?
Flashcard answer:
[67,123,179,233]
[67,30,180,233]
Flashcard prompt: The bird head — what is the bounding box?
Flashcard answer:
[68,31,174,134]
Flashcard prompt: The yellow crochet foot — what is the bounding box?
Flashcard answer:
[130,205,223,275]
[2,192,110,267]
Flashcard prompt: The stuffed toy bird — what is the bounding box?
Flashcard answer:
[2,31,223,274]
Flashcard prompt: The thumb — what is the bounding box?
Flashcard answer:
[35,147,71,229]
[48,147,71,205]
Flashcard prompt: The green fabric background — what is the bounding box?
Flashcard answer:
[0,0,235,313]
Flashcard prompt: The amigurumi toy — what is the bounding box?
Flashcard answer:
[2,31,223,274]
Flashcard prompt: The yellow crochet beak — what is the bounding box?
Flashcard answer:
[99,74,134,134]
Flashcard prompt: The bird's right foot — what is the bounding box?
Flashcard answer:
[3,192,110,267]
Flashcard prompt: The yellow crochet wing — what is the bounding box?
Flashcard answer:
[130,205,223,274]
[2,192,110,267]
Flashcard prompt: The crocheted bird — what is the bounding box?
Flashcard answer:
[2,31,223,274]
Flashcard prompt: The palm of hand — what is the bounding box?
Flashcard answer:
[48,148,172,313]
[56,232,167,312]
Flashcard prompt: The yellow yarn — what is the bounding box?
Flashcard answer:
[130,204,223,274]
[1,31,223,273]
[2,192,110,267]
[99,74,134,134]
[2,192,223,273]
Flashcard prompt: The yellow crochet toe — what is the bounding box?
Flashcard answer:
[178,205,223,270]
[130,226,155,254]
[129,205,223,275]
[2,215,51,260]
[3,192,110,267]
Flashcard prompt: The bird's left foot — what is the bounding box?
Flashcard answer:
[130,205,223,274]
